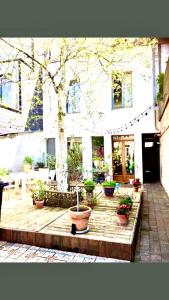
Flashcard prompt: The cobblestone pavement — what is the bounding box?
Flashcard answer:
[135,183,169,263]
[0,241,128,263]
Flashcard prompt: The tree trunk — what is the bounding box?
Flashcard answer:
[55,88,68,191]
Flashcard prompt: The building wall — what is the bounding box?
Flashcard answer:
[160,100,169,195]
[159,55,169,195]
[63,46,157,182]
[0,132,46,172]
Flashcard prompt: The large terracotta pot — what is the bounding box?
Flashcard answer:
[117,214,129,225]
[68,205,91,231]
[103,186,115,197]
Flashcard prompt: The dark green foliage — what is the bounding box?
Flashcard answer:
[84,179,95,186]
[46,154,56,170]
[23,156,33,165]
[67,143,83,181]
[102,180,116,187]
[31,180,46,202]
[156,73,164,102]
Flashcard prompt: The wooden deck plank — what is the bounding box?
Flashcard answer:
[0,187,142,260]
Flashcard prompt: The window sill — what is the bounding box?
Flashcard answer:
[0,104,22,114]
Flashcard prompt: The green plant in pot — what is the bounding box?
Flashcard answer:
[68,186,91,233]
[119,196,133,210]
[84,179,96,193]
[132,178,140,192]
[23,156,33,172]
[31,180,46,209]
[46,154,56,170]
[102,180,116,197]
[116,204,130,225]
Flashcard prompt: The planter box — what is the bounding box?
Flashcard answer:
[44,190,82,208]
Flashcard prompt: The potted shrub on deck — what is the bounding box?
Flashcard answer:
[119,196,133,210]
[102,180,116,197]
[116,204,130,225]
[132,178,140,192]
[68,186,91,233]
[84,179,95,193]
[31,180,46,209]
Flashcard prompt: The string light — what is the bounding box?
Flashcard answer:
[105,103,157,134]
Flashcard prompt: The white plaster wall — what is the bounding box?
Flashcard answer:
[0,132,46,172]
[160,100,169,196]
[161,44,169,73]
[62,46,157,181]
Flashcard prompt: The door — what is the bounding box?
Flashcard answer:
[142,134,160,182]
[112,136,135,183]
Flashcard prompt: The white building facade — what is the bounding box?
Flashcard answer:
[0,38,164,185]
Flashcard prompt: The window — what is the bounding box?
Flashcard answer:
[66,80,80,113]
[0,60,22,111]
[112,72,132,109]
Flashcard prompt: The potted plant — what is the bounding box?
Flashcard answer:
[119,196,133,210]
[84,179,96,193]
[132,178,140,192]
[116,204,130,225]
[102,180,116,197]
[31,180,46,209]
[23,156,33,173]
[68,186,91,233]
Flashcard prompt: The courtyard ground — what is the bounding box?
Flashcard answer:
[0,182,168,262]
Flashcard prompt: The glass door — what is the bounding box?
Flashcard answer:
[112,136,134,183]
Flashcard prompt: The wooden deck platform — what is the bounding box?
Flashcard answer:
[0,187,142,261]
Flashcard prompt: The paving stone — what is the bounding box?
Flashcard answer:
[140,255,151,263]
[134,183,169,263]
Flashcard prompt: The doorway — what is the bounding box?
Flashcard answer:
[142,133,160,182]
[112,135,135,183]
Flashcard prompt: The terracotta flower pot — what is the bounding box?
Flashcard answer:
[117,214,129,225]
[68,205,91,231]
[133,186,139,192]
[35,200,44,209]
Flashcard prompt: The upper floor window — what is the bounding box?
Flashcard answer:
[112,71,132,109]
[0,60,22,111]
[66,79,81,113]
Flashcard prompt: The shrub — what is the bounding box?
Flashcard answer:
[84,179,95,187]
[119,196,133,207]
[117,204,130,215]
[102,180,116,187]
[31,180,46,202]
[24,156,33,165]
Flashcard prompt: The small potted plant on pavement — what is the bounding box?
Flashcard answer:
[119,196,133,210]
[31,180,46,209]
[84,179,96,193]
[116,204,130,225]
[102,180,116,197]
[132,178,140,192]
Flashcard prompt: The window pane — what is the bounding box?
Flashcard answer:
[67,80,80,113]
[1,78,12,106]
[113,77,122,108]
[125,141,134,175]
[122,72,132,108]
[112,72,132,109]
[113,141,123,175]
